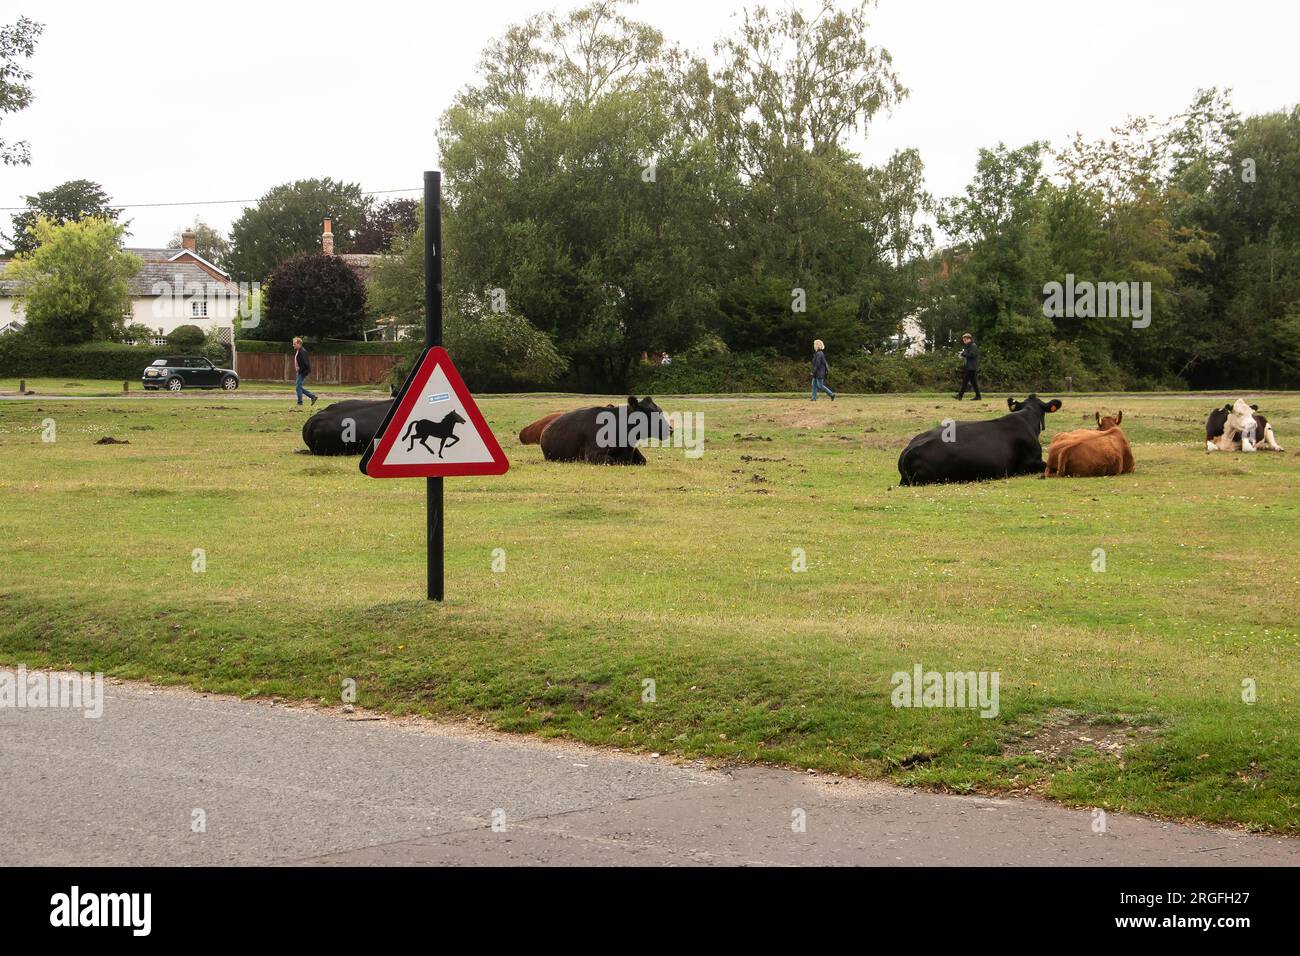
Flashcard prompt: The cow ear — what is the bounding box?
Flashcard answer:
[627,396,638,409]
[1116,410,1123,425]
[1046,400,1062,413]
[642,396,654,407]
[1007,398,1017,411]
[1095,411,1101,424]
[1251,404,1259,411]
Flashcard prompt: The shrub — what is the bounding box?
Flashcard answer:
[254,253,367,341]
[629,347,1149,394]
[166,324,206,349]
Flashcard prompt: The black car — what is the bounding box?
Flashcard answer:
[142,356,240,391]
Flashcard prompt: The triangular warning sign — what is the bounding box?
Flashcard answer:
[360,346,509,478]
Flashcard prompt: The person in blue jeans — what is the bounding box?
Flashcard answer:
[811,338,835,401]
[292,336,318,406]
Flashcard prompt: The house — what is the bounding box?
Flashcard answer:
[0,230,242,343]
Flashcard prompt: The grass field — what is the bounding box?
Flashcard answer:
[1,389,1297,831]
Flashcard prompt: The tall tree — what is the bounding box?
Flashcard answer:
[225,178,368,282]
[257,252,367,341]
[441,0,726,387]
[709,0,906,283]
[938,141,1053,351]
[350,198,419,254]
[5,179,123,256]
[6,217,140,343]
[0,16,43,167]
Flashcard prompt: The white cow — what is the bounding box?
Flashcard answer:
[1206,398,1284,452]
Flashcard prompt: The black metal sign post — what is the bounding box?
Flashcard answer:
[425,170,444,601]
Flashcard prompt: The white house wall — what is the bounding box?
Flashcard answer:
[0,295,239,336]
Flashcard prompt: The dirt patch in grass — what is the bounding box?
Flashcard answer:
[552,503,632,521]
[773,408,861,430]
[1003,708,1158,764]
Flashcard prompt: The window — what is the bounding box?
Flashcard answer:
[191,300,208,317]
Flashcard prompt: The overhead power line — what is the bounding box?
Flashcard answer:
[0,186,423,213]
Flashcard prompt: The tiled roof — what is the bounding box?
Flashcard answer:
[0,249,239,297]
[339,253,380,279]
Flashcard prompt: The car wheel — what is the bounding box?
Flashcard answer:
[167,377,184,391]
[221,375,239,391]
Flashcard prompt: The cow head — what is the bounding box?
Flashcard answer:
[1225,399,1258,447]
[1007,395,1062,433]
[627,395,673,442]
[1096,410,1122,429]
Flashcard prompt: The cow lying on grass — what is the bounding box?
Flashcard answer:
[1205,399,1284,452]
[898,395,1062,485]
[520,397,672,464]
[518,412,564,445]
[302,399,393,455]
[1044,410,1135,477]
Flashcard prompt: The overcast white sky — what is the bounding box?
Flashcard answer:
[3,0,1296,247]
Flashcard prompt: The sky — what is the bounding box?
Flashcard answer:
[2,0,1297,248]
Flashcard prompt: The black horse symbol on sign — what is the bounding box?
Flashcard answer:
[401,410,466,458]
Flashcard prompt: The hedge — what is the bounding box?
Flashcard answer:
[0,337,229,380]
[629,346,1152,395]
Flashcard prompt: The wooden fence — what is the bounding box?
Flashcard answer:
[234,351,400,385]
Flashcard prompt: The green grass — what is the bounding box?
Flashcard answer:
[1,391,1297,831]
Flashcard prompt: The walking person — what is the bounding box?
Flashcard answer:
[954,332,981,401]
[811,339,835,401]
[292,336,318,407]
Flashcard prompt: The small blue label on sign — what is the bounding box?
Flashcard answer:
[427,392,451,404]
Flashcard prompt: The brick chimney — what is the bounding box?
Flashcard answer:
[181,229,196,253]
[322,217,334,256]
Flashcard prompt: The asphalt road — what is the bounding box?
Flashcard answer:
[2,676,1297,866]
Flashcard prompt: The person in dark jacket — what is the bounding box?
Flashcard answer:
[955,332,981,401]
[811,338,835,401]
[293,336,318,406]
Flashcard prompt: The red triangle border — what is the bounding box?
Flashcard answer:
[360,346,510,478]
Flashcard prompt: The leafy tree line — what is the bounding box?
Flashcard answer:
[426,0,1300,390]
[924,91,1300,389]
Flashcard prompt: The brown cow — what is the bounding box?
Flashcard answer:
[519,412,565,445]
[1044,411,1135,477]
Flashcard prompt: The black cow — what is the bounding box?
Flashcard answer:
[898,395,1063,486]
[539,396,672,464]
[302,399,393,455]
